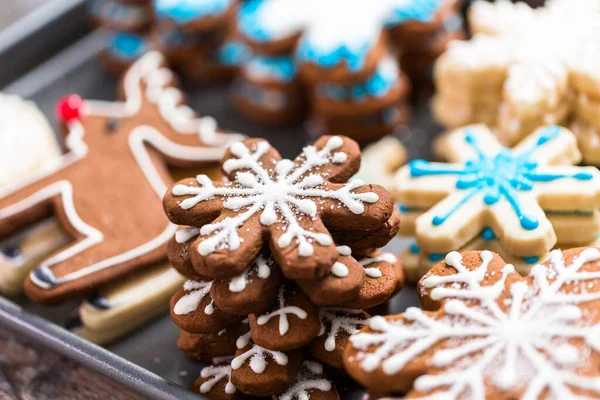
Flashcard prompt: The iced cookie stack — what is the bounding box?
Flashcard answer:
[434,0,600,164]
[88,0,154,73]
[395,124,600,281]
[391,0,464,92]
[233,0,454,141]
[163,135,405,398]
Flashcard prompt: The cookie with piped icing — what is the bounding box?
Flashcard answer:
[230,337,304,397]
[395,124,600,264]
[178,321,249,361]
[247,283,321,351]
[163,135,394,281]
[345,247,600,398]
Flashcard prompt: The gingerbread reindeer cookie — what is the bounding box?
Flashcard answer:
[163,135,394,280]
[0,51,242,304]
[345,248,600,398]
[395,124,600,261]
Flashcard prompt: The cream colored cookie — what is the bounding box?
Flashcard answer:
[395,124,600,258]
[0,94,65,296]
[570,119,600,165]
[76,262,184,345]
[353,136,407,198]
[434,0,600,163]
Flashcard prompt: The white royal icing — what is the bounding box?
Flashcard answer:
[278,360,332,400]
[319,308,368,352]
[172,136,379,257]
[349,249,600,399]
[173,280,215,315]
[229,254,271,293]
[199,362,236,395]
[256,286,307,335]
[231,341,289,374]
[0,51,239,290]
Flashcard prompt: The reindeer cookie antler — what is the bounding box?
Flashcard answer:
[0,51,243,304]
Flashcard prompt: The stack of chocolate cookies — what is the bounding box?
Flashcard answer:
[393,0,465,92]
[162,135,404,398]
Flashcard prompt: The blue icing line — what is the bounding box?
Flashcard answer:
[238,0,273,42]
[154,0,232,24]
[386,0,442,26]
[481,227,496,241]
[398,204,424,213]
[247,56,297,82]
[218,41,251,66]
[318,59,398,102]
[108,33,148,60]
[428,253,444,262]
[522,256,539,264]
[410,243,421,254]
[409,126,591,231]
[297,39,372,71]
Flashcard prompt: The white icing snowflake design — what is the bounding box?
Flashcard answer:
[171,136,379,257]
[257,286,307,336]
[232,332,289,374]
[349,249,600,399]
[173,280,214,316]
[199,358,237,395]
[319,308,369,352]
[278,361,332,400]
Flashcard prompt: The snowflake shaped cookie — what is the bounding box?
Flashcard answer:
[238,0,441,77]
[395,124,600,257]
[435,0,600,151]
[164,135,393,280]
[345,248,600,398]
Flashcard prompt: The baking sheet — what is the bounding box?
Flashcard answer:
[1,23,442,399]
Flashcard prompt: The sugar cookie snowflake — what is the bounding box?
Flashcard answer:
[348,248,600,399]
[396,124,600,256]
[239,0,441,71]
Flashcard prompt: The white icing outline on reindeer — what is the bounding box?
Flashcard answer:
[350,249,600,399]
[257,286,307,335]
[0,51,242,289]
[171,136,379,257]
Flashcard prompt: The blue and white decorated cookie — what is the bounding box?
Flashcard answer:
[238,0,441,81]
[395,124,600,260]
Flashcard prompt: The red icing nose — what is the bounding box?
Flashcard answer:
[56,94,84,123]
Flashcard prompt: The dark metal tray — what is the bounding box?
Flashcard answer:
[0,3,441,399]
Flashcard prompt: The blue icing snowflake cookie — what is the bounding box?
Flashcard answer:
[396,124,600,258]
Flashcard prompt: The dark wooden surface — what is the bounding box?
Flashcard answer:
[0,327,143,400]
